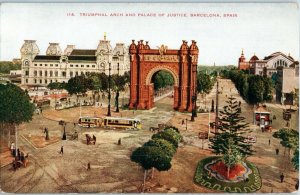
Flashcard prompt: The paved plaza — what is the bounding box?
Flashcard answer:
[0,79,298,193]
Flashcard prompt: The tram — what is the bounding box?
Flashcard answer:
[102,117,142,129]
[78,116,101,128]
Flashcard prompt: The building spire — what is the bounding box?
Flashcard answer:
[104,32,107,41]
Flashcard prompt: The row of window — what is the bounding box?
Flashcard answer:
[69,64,96,68]
[274,60,288,68]
[26,70,93,77]
[34,63,96,68]
[34,64,59,67]
[24,79,58,84]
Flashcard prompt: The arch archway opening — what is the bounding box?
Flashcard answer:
[148,69,176,111]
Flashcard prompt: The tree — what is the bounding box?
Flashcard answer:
[197,71,214,94]
[131,145,172,191]
[0,83,35,155]
[47,82,65,90]
[152,130,181,148]
[65,75,93,95]
[273,128,299,158]
[144,138,176,158]
[292,149,299,171]
[209,96,253,157]
[0,61,21,74]
[222,138,242,178]
[0,83,35,125]
[153,71,174,91]
[247,75,264,104]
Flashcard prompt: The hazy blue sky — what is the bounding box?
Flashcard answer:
[0,3,298,65]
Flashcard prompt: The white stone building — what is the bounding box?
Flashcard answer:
[248,52,298,77]
[20,35,130,87]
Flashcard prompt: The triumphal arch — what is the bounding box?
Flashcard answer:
[128,40,199,112]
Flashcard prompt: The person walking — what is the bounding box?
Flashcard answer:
[87,162,91,170]
[118,138,121,145]
[93,135,96,144]
[280,173,284,183]
[182,119,184,125]
[269,139,271,145]
[59,146,64,155]
[276,148,279,155]
[295,179,299,190]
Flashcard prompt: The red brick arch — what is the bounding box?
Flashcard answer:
[145,66,179,86]
[129,40,199,112]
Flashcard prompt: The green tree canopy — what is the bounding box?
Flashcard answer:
[209,96,254,157]
[273,128,299,150]
[152,70,174,91]
[197,71,215,94]
[0,61,21,74]
[152,130,180,148]
[143,138,176,158]
[130,145,172,171]
[292,149,299,171]
[0,83,35,125]
[47,82,66,90]
[65,75,93,95]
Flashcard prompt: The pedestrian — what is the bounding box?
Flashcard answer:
[40,108,42,114]
[87,162,91,170]
[10,142,15,155]
[118,138,121,145]
[93,135,96,144]
[74,122,76,127]
[280,173,284,183]
[269,139,271,145]
[182,119,184,125]
[59,146,64,155]
[276,148,279,155]
[295,179,299,190]
[270,119,273,124]
[273,115,276,120]
[17,149,20,159]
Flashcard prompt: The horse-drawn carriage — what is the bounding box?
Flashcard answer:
[85,134,96,145]
[67,131,79,140]
[149,123,167,132]
[12,152,29,170]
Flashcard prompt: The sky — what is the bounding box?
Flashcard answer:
[0,3,299,65]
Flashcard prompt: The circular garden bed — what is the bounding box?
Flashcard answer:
[194,156,261,193]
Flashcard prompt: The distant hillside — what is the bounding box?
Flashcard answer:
[198,65,236,74]
[0,61,21,74]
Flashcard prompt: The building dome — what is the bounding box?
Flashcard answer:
[250,55,259,61]
[20,40,40,56]
[46,43,62,56]
[96,40,112,55]
[113,43,127,56]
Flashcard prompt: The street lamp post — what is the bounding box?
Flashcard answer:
[116,63,120,113]
[191,63,197,121]
[185,118,188,131]
[191,95,196,121]
[215,73,219,133]
[107,62,111,116]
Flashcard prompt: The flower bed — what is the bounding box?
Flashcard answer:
[194,156,262,193]
[205,159,252,182]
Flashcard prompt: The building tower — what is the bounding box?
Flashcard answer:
[238,49,249,70]
[20,40,40,85]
